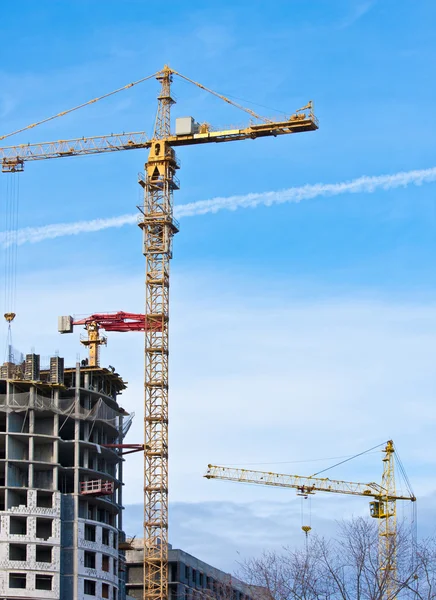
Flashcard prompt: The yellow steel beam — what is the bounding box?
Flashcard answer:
[0,116,318,171]
[204,464,415,501]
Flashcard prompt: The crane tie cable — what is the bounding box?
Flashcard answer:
[169,68,274,124]
[218,451,381,467]
[0,71,159,142]
[0,65,300,147]
[393,442,415,498]
[310,442,386,477]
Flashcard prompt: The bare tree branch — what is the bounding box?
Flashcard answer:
[238,517,427,600]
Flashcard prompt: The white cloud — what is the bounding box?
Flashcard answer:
[4,268,435,516]
[123,494,426,574]
[2,164,436,247]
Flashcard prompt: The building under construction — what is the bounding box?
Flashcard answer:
[0,350,130,600]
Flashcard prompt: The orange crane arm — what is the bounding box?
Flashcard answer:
[204,464,416,501]
[0,116,318,172]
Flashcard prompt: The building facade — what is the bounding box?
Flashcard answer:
[0,352,129,600]
[126,541,258,600]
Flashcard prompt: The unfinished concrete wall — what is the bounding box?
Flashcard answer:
[0,489,61,598]
[77,519,120,599]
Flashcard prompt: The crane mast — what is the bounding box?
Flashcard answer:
[138,66,179,600]
[79,319,107,366]
[378,440,397,599]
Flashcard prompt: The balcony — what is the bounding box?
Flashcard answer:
[80,479,114,496]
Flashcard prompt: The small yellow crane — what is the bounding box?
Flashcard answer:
[0,65,318,600]
[205,441,416,600]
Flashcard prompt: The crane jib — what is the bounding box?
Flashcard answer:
[204,464,416,502]
[0,117,318,171]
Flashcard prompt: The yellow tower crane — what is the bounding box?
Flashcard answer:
[205,441,416,600]
[0,65,318,600]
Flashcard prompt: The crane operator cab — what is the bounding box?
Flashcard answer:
[370,500,387,519]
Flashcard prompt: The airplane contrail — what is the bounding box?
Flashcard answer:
[1,165,435,248]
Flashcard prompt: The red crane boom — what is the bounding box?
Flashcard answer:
[73,311,148,332]
[59,311,159,366]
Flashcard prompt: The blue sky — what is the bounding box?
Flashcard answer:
[1,0,436,574]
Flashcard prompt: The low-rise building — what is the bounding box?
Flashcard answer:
[126,540,258,600]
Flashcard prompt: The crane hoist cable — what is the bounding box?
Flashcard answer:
[2,171,19,361]
[300,494,312,544]
[3,174,19,316]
